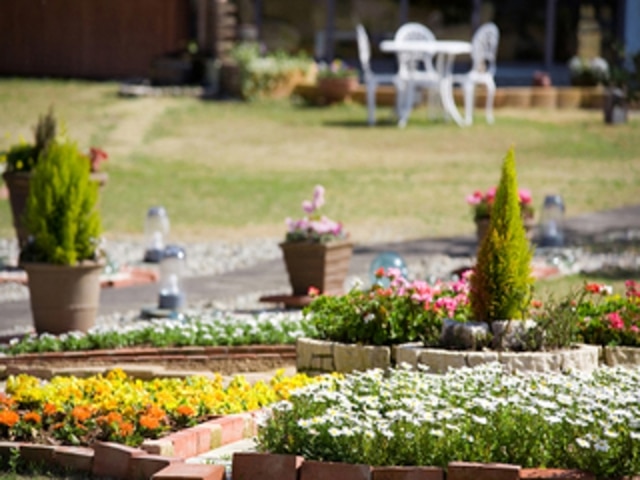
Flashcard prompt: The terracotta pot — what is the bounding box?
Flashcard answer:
[530,88,557,109]
[22,261,103,334]
[3,170,108,249]
[556,88,583,109]
[279,240,353,296]
[317,77,358,104]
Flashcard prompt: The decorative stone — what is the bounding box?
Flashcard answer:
[394,344,599,375]
[440,319,491,350]
[490,320,538,351]
[603,345,640,368]
[333,342,391,373]
[418,348,469,374]
[296,338,335,373]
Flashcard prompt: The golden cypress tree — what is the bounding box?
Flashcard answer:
[470,147,534,322]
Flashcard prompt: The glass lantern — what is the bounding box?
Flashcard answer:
[538,194,565,247]
[369,251,409,287]
[143,206,170,263]
[158,244,186,310]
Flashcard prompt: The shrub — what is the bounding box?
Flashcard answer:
[20,141,102,265]
[230,42,314,100]
[470,148,534,322]
[576,280,640,346]
[304,269,470,346]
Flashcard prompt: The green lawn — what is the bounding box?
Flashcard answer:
[1,79,639,247]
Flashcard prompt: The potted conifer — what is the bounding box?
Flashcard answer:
[19,140,104,335]
[469,147,535,350]
[1,107,108,249]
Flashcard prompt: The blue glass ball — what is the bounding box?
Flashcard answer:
[369,251,409,287]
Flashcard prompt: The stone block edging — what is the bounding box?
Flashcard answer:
[297,338,601,375]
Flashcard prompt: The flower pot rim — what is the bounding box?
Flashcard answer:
[279,239,353,248]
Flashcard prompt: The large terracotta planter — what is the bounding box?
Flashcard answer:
[279,240,353,296]
[3,170,108,249]
[317,77,358,104]
[22,261,103,334]
[556,88,583,109]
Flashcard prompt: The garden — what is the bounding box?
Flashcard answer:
[0,79,639,478]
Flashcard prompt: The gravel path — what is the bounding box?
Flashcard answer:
[1,233,639,336]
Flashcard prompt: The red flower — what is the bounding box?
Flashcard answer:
[88,147,108,172]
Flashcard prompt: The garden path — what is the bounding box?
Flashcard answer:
[1,203,640,337]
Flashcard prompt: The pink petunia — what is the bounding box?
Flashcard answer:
[466,191,484,205]
[312,185,325,210]
[302,200,315,214]
[518,188,532,204]
[485,187,497,202]
[607,312,624,330]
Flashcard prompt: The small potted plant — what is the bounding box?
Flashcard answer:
[602,44,640,124]
[19,139,104,335]
[1,107,108,249]
[466,184,534,242]
[280,185,352,297]
[316,59,358,104]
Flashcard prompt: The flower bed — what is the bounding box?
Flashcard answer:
[0,311,314,355]
[0,367,318,447]
[257,363,640,478]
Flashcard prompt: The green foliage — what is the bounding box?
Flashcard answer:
[304,270,470,346]
[20,141,102,265]
[520,289,583,351]
[230,42,313,100]
[1,311,314,355]
[3,107,58,173]
[470,148,534,322]
[575,280,640,347]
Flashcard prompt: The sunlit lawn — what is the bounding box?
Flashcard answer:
[1,78,639,246]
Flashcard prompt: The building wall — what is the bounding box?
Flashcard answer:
[0,0,191,79]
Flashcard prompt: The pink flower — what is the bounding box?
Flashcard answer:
[466,191,484,205]
[485,187,497,203]
[518,188,532,204]
[312,185,325,210]
[607,312,624,330]
[302,200,315,214]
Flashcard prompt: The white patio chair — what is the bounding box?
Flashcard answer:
[356,24,401,126]
[451,22,500,125]
[393,22,441,124]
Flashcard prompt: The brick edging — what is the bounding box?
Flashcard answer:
[1,410,599,480]
[1,409,261,479]
[0,345,297,378]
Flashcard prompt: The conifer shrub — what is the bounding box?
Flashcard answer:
[470,148,534,322]
[20,141,102,265]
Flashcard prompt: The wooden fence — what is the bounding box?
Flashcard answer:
[0,0,192,79]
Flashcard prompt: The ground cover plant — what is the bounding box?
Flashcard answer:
[0,367,319,447]
[0,79,639,245]
[1,311,314,355]
[257,363,640,477]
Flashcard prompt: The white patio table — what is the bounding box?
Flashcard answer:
[380,39,471,127]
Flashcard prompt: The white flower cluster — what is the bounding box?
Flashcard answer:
[258,363,640,475]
